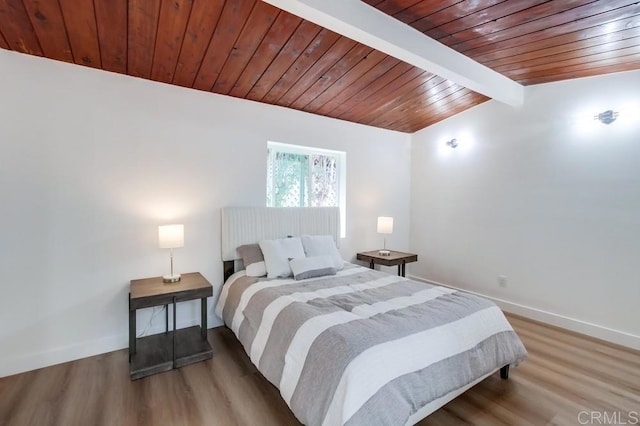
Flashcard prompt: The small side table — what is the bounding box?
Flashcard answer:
[129,272,213,380]
[356,250,418,277]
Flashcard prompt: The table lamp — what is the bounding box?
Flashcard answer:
[377,217,393,256]
[159,224,184,283]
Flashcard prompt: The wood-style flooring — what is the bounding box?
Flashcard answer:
[1,313,638,425]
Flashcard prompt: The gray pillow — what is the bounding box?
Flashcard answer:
[289,256,337,281]
[237,244,266,277]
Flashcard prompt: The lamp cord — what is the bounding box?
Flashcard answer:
[137,306,165,338]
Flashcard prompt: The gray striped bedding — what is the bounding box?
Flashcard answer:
[215,264,527,426]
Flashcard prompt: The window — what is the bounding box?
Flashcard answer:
[267,141,346,237]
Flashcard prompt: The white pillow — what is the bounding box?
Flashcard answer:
[259,237,306,279]
[289,256,337,281]
[245,261,267,277]
[300,235,344,270]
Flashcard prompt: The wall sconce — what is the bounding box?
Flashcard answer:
[446,138,458,148]
[595,110,619,125]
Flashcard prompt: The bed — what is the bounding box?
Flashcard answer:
[215,207,527,426]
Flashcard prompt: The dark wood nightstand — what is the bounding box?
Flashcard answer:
[129,272,213,380]
[356,250,418,277]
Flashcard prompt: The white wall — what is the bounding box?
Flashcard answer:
[6,47,636,378]
[0,50,411,377]
[410,70,640,349]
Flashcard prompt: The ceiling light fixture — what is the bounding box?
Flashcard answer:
[446,138,458,148]
[595,110,619,125]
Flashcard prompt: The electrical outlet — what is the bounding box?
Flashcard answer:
[498,275,507,288]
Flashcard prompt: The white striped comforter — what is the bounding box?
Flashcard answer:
[215,264,527,426]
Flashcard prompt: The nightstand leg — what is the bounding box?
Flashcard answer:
[172,296,177,368]
[401,262,406,277]
[397,264,401,276]
[369,260,374,269]
[201,297,207,340]
[129,294,135,361]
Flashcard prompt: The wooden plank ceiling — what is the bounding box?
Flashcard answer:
[1,0,639,133]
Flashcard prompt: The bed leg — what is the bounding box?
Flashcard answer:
[500,365,509,380]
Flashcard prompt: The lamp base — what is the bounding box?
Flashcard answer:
[163,274,181,283]
[378,249,391,256]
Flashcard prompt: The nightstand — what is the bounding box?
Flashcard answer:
[356,250,418,277]
[129,272,213,380]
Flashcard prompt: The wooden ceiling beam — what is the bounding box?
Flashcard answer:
[261,0,525,106]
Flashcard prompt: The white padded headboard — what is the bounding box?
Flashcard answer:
[221,207,340,261]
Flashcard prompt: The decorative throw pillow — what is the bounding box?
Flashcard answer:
[259,237,306,279]
[237,244,266,277]
[289,256,337,281]
[300,235,344,270]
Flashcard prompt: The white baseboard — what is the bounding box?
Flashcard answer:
[0,314,224,378]
[409,275,640,351]
[0,333,126,379]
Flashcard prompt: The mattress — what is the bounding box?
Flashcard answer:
[215,264,527,426]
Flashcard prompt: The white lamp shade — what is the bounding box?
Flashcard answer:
[377,217,394,234]
[158,224,184,249]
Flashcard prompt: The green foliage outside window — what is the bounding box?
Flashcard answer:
[267,148,339,208]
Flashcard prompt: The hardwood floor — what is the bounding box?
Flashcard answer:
[1,314,638,426]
